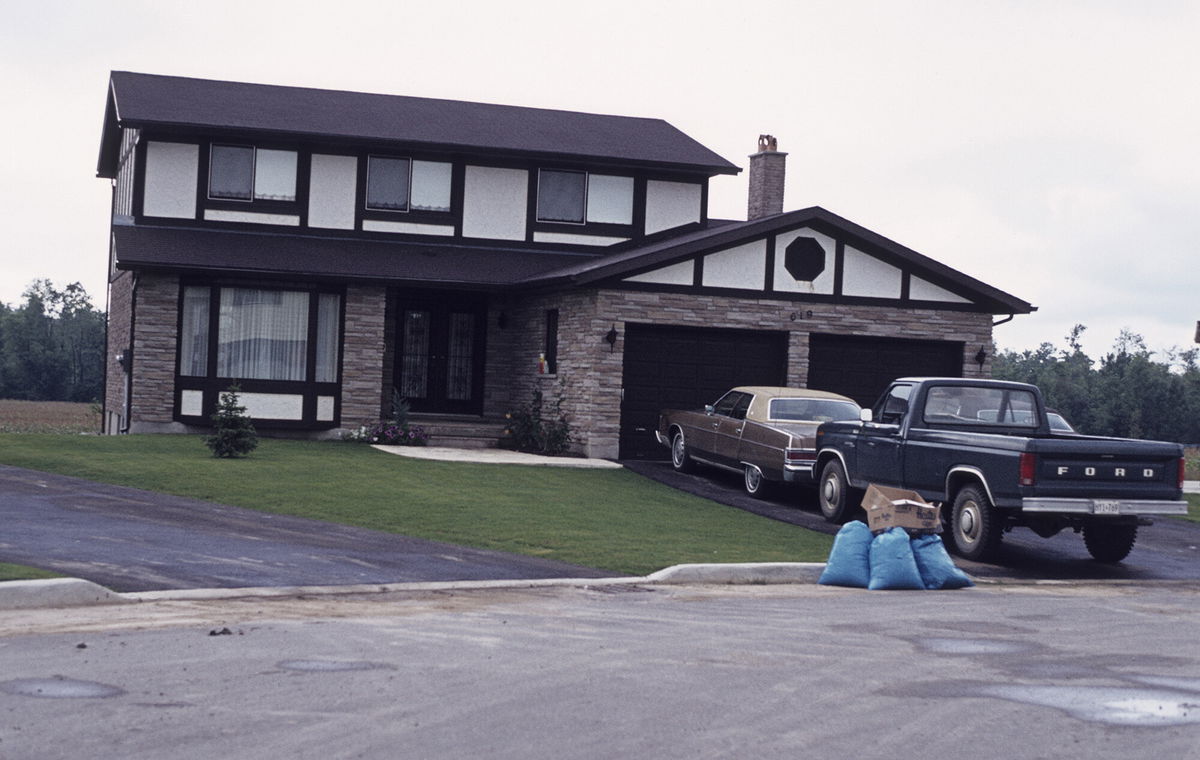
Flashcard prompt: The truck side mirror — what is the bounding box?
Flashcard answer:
[860,408,873,423]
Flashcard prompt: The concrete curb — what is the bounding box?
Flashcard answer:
[0,578,127,610]
[2,563,829,610]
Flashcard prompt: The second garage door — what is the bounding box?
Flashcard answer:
[807,333,964,408]
[619,324,788,460]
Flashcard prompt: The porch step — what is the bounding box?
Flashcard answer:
[410,415,508,449]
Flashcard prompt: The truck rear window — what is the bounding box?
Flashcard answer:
[921,386,1039,427]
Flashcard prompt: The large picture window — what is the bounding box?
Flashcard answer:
[209,145,297,202]
[179,286,341,383]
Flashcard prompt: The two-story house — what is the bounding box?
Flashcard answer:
[96,72,1034,459]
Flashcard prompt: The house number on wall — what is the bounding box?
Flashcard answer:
[789,310,814,321]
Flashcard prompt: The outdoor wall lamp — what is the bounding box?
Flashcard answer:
[604,325,619,352]
[974,346,988,367]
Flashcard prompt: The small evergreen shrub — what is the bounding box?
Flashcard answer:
[204,384,258,458]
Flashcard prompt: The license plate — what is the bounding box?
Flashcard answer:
[1093,500,1121,515]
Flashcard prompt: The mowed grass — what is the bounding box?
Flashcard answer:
[0,434,832,575]
[0,400,99,434]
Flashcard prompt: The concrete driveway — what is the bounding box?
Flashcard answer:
[0,464,610,592]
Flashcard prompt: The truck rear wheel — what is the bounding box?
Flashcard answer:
[1082,523,1137,563]
[818,460,860,523]
[951,485,1003,561]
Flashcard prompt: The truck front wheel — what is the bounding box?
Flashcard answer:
[951,485,1003,561]
[1082,523,1137,563]
[818,460,860,523]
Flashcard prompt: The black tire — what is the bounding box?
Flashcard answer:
[670,430,695,473]
[1083,523,1138,563]
[818,459,859,523]
[950,485,1003,561]
[744,465,771,498]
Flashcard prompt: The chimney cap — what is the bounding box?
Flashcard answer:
[757,134,779,152]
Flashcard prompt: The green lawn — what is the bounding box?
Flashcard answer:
[0,434,832,576]
[1186,494,1200,523]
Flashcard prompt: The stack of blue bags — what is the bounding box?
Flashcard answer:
[818,521,973,590]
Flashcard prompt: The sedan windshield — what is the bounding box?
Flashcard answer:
[769,398,860,422]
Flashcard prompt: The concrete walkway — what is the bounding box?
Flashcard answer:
[371,445,622,468]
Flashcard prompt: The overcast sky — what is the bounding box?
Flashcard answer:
[3,0,1197,359]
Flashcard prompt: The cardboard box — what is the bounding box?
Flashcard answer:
[862,484,942,533]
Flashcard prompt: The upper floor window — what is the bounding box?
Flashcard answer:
[366,156,452,213]
[209,145,297,202]
[536,170,633,225]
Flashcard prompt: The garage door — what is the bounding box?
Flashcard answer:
[807,334,963,408]
[619,324,788,460]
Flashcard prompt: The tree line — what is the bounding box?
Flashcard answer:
[993,325,1200,444]
[1,280,1196,444]
[0,280,106,403]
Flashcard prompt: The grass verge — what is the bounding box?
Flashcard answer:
[0,434,832,575]
[0,563,63,582]
[1186,494,1200,524]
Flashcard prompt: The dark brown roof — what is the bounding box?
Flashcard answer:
[97,71,739,178]
[110,223,593,289]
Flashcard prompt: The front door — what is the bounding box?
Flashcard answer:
[395,295,486,415]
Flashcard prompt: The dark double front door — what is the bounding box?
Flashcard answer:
[395,294,486,415]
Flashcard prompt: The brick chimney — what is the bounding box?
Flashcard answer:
[747,134,787,220]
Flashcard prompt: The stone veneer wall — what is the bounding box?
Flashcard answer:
[103,271,133,433]
[340,286,388,427]
[127,273,185,433]
[497,289,995,458]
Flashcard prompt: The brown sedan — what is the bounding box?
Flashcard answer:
[656,386,861,497]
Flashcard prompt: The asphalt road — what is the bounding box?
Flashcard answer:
[622,460,1200,581]
[2,581,1198,759]
[0,464,610,592]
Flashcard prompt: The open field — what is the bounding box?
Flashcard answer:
[0,434,833,575]
[0,400,99,434]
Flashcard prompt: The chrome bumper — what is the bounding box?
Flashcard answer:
[1020,498,1188,516]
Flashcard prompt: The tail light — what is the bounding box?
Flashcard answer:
[785,449,816,464]
[1019,452,1036,486]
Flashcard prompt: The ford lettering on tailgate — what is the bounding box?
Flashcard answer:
[1046,463,1162,481]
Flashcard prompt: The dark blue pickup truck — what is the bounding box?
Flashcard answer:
[814,377,1187,562]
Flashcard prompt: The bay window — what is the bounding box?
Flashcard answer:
[177,284,342,426]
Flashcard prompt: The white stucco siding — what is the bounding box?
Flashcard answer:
[462,166,528,241]
[644,180,702,234]
[624,260,695,286]
[772,228,835,295]
[204,209,301,226]
[910,276,973,304]
[532,232,628,246]
[842,244,902,298]
[236,392,304,420]
[142,141,198,219]
[363,220,455,236]
[702,240,767,290]
[308,154,358,230]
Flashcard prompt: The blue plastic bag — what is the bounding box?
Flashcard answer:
[867,527,926,590]
[818,520,872,588]
[911,533,974,589]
